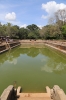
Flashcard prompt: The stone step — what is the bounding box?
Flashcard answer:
[17,97,52,100]
[17,93,52,100]
[18,93,50,98]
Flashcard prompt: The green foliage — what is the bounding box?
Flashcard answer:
[27,24,39,31]
[19,28,28,39]
[0,21,66,40]
[61,25,66,39]
[27,24,40,39]
[10,25,19,39]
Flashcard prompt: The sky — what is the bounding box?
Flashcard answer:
[0,0,66,28]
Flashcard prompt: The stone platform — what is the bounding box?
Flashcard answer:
[17,93,52,100]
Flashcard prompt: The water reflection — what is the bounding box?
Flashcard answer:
[0,45,66,74]
[8,58,17,65]
[41,60,66,73]
[0,47,20,65]
[0,45,66,94]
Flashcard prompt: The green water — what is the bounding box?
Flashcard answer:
[0,45,66,95]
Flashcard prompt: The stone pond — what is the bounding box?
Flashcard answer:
[0,44,66,95]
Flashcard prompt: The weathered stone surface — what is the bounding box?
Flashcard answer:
[17,93,52,100]
[46,86,50,93]
[0,41,20,54]
[1,85,13,100]
[1,85,66,100]
[17,97,52,100]
[17,86,22,94]
[52,85,66,100]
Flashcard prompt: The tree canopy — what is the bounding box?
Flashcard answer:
[0,9,66,40]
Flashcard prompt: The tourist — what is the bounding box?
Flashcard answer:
[6,38,8,43]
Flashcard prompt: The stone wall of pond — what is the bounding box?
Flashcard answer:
[0,41,20,54]
[44,40,66,50]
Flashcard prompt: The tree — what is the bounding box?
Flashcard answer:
[39,25,51,39]
[27,24,39,31]
[5,23,12,36]
[61,25,66,39]
[47,9,66,39]
[19,28,28,39]
[27,24,40,39]
[48,9,66,26]
[10,25,19,39]
[56,9,66,25]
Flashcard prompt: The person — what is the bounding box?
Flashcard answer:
[6,38,8,43]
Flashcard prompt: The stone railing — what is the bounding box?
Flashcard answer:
[0,85,17,100]
[46,85,66,100]
[0,85,66,100]
[0,85,21,100]
[52,85,66,100]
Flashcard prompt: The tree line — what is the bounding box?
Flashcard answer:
[0,23,40,39]
[0,9,66,40]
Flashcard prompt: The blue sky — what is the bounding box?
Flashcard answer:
[0,0,66,28]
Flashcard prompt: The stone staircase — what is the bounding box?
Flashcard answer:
[1,85,66,100]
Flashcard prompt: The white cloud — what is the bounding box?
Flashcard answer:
[20,24,27,28]
[8,59,17,65]
[41,15,48,19]
[42,1,66,19]
[5,12,16,21]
